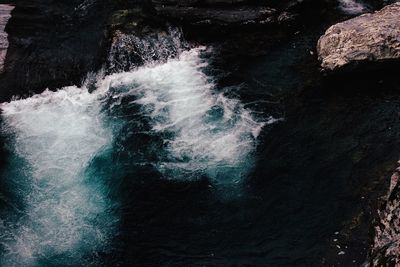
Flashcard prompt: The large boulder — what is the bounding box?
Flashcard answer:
[317,2,400,71]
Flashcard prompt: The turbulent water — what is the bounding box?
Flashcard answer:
[105,47,267,185]
[0,86,117,266]
[0,39,267,264]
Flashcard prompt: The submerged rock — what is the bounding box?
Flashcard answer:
[317,2,400,71]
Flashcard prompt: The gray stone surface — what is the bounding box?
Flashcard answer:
[317,3,400,70]
[0,4,13,73]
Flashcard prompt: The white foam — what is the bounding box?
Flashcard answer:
[0,86,116,266]
[104,47,267,185]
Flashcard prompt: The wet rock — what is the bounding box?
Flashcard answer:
[0,4,13,74]
[317,3,400,71]
[106,8,189,72]
[155,5,277,26]
[152,0,332,28]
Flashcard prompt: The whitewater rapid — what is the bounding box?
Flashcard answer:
[105,47,268,184]
[0,86,117,266]
[0,47,267,265]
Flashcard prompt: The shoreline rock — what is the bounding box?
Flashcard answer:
[368,164,400,266]
[317,2,400,71]
[0,4,14,74]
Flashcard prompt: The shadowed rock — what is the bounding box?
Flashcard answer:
[317,2,400,71]
[155,5,277,26]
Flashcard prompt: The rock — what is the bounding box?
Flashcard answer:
[317,3,400,71]
[152,0,330,28]
[337,0,369,15]
[107,16,187,72]
[0,0,112,101]
[0,4,14,74]
[368,169,400,266]
[155,5,277,26]
[106,7,189,73]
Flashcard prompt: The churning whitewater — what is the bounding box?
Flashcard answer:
[0,47,266,265]
[0,86,117,266]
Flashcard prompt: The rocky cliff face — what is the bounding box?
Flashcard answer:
[317,2,400,71]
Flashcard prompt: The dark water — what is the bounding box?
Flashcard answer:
[1,3,400,267]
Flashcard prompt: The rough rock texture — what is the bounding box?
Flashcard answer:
[317,2,400,70]
[368,164,400,266]
[0,4,13,74]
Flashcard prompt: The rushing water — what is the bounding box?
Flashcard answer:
[105,47,267,185]
[0,86,117,266]
[0,42,266,265]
